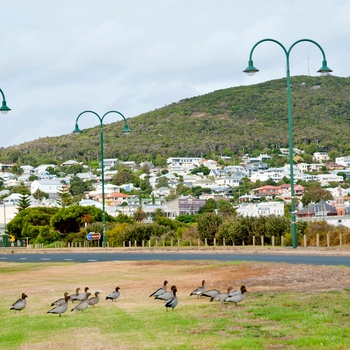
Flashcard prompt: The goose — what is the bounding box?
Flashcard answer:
[149,280,168,297]
[10,293,27,312]
[201,289,221,300]
[190,280,206,298]
[211,286,233,303]
[47,295,70,317]
[69,287,81,302]
[88,291,100,307]
[165,288,178,311]
[51,292,69,306]
[71,292,91,312]
[106,287,120,302]
[224,285,247,306]
[155,285,176,301]
[74,287,90,302]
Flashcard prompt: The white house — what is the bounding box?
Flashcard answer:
[315,174,343,186]
[335,156,350,168]
[237,201,285,217]
[313,152,329,162]
[31,179,63,198]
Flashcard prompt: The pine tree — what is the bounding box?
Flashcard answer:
[16,194,31,212]
[56,186,73,208]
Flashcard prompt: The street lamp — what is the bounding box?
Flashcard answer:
[243,39,332,249]
[0,88,11,114]
[73,110,131,248]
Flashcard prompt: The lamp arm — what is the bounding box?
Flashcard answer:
[102,110,130,129]
[74,110,103,128]
[247,38,288,61]
[0,88,6,102]
[288,38,329,62]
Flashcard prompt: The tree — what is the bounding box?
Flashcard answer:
[33,188,49,200]
[10,185,30,195]
[69,176,86,196]
[133,207,146,222]
[56,186,73,208]
[50,205,113,235]
[6,207,59,241]
[191,164,210,175]
[10,165,23,175]
[152,208,166,221]
[216,199,235,216]
[301,184,333,206]
[197,212,222,244]
[198,198,216,214]
[112,169,134,186]
[156,176,169,188]
[16,194,31,212]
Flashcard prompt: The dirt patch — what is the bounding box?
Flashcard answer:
[2,260,349,302]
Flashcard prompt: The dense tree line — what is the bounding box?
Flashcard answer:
[6,202,349,248]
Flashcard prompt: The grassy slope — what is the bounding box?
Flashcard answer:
[1,261,350,349]
[1,75,350,164]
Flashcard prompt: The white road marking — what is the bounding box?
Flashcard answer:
[87,259,98,262]
[40,258,51,260]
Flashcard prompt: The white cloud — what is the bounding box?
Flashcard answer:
[0,0,348,147]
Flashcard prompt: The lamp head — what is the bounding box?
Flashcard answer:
[318,60,333,76]
[0,100,11,114]
[73,123,81,134]
[122,123,131,134]
[243,60,259,76]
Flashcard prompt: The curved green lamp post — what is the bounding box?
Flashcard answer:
[243,39,332,249]
[73,110,131,248]
[0,88,11,114]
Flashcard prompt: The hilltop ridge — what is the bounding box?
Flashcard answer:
[1,75,349,165]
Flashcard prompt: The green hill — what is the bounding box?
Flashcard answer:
[1,75,350,166]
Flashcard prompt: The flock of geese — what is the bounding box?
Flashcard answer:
[9,280,247,316]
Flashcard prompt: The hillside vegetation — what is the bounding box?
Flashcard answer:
[1,75,350,166]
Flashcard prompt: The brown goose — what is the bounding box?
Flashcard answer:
[106,287,120,302]
[10,293,27,312]
[190,280,206,298]
[51,292,69,306]
[224,285,248,306]
[47,295,70,317]
[88,291,100,307]
[149,280,168,298]
[212,286,233,301]
[165,288,178,311]
[201,289,221,300]
[71,292,91,312]
[75,287,90,302]
[69,287,81,302]
[155,285,176,301]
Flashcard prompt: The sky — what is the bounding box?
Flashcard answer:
[0,0,349,148]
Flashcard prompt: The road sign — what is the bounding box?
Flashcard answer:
[86,232,101,241]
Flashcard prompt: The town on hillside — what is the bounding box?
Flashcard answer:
[1,151,350,247]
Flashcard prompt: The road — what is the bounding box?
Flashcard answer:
[0,251,349,266]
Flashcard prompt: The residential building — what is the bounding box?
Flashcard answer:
[178,195,206,215]
[237,201,285,217]
[313,152,329,162]
[31,179,63,198]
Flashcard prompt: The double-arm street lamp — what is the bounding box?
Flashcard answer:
[73,110,131,248]
[243,39,332,249]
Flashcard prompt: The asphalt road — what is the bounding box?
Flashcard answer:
[0,252,349,266]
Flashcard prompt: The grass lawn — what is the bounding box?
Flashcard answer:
[0,260,350,349]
